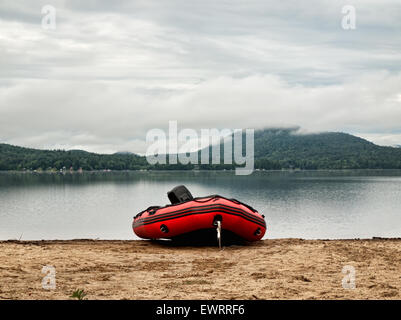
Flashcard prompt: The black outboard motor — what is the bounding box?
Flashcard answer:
[167,185,193,204]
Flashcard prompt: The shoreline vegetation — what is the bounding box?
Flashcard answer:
[2,168,401,175]
[2,128,401,171]
[0,238,400,300]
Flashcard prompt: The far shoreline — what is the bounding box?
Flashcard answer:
[2,168,401,174]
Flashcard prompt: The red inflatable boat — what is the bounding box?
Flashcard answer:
[133,186,266,245]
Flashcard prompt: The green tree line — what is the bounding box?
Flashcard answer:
[1,128,401,171]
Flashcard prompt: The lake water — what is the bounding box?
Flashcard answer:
[0,170,400,240]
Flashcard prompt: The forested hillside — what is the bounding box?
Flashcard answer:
[253,128,401,169]
[0,144,148,171]
[1,128,401,170]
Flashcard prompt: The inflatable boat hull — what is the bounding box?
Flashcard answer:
[133,196,266,242]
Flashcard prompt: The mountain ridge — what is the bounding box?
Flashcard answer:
[1,128,401,170]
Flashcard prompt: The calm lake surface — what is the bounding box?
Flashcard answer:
[0,170,401,240]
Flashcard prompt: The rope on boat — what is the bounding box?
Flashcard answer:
[216,220,222,250]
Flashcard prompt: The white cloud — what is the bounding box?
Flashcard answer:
[356,133,401,147]
[1,72,401,152]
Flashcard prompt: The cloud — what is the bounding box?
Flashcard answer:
[1,72,401,152]
[0,0,400,152]
[356,133,401,147]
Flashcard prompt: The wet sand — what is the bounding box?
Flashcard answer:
[0,238,400,300]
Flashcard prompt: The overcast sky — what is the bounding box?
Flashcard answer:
[1,0,401,153]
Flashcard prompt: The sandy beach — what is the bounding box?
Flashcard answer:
[0,238,400,300]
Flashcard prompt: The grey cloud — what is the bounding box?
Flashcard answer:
[1,72,401,153]
[0,0,401,151]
